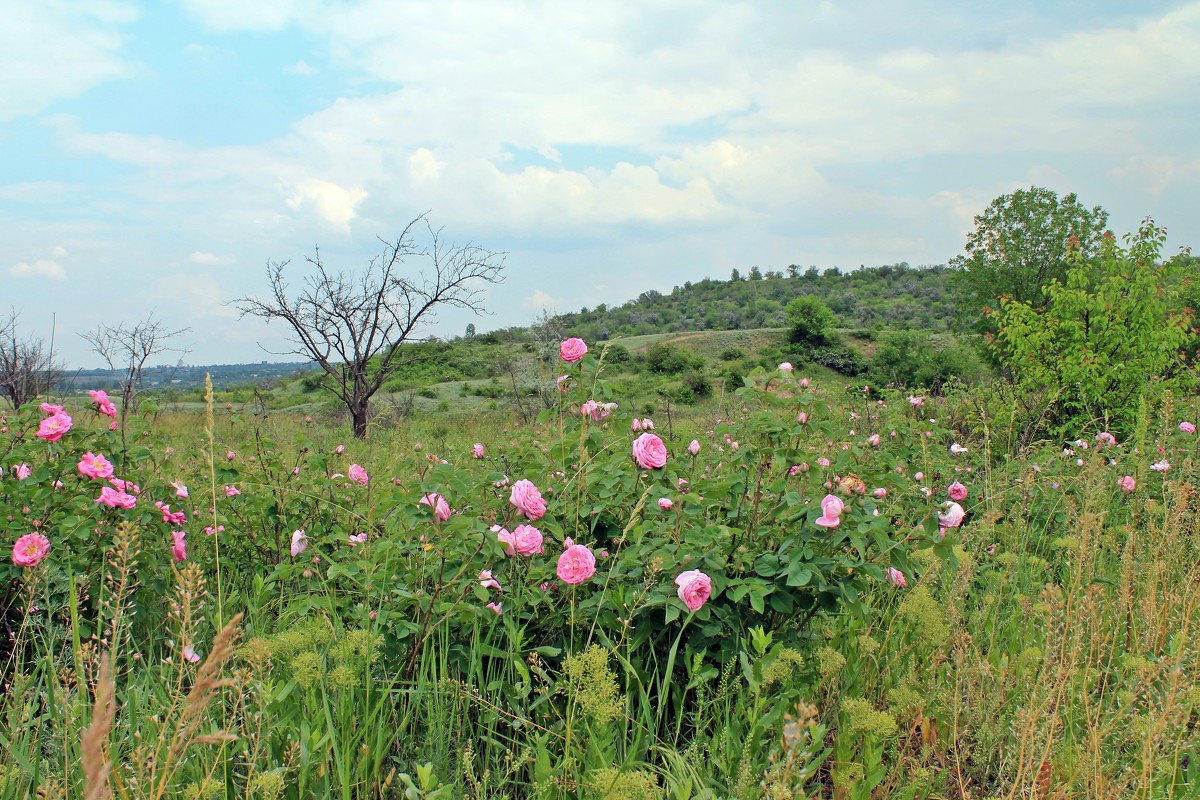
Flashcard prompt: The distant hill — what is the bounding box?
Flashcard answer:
[540,263,958,342]
[58,361,316,393]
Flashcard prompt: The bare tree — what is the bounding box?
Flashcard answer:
[233,216,505,438]
[0,309,63,409]
[80,315,190,419]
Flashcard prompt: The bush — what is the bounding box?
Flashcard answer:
[644,342,697,375]
[786,296,838,345]
[871,331,987,391]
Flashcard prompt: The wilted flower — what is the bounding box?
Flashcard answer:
[886,567,907,588]
[291,529,308,557]
[479,570,501,591]
[171,530,187,562]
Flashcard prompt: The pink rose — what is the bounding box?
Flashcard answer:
[183,645,201,664]
[947,481,967,502]
[12,533,50,567]
[512,524,545,556]
[640,418,654,431]
[78,452,115,480]
[14,463,31,480]
[867,434,881,447]
[96,486,137,509]
[40,402,64,414]
[908,395,924,408]
[348,464,369,485]
[479,569,501,591]
[797,412,808,424]
[1119,475,1136,493]
[632,433,668,469]
[109,477,139,494]
[348,532,368,546]
[1182,422,1197,434]
[226,451,236,461]
[486,601,503,615]
[493,525,516,556]
[172,481,189,499]
[658,497,673,510]
[688,439,700,456]
[815,494,844,528]
[556,375,570,391]
[938,501,965,530]
[560,337,588,363]
[472,443,485,458]
[1150,460,1170,472]
[778,362,793,373]
[1094,432,1117,448]
[419,492,451,522]
[291,529,308,557]
[674,569,712,612]
[37,412,72,442]
[556,543,597,585]
[509,479,547,521]
[335,444,345,454]
[818,457,830,468]
[886,567,907,588]
[872,487,887,498]
[224,485,241,497]
[171,530,187,562]
[799,377,809,388]
[631,418,642,432]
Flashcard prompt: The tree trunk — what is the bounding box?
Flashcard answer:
[351,401,369,439]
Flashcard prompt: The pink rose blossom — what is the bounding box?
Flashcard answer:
[556,544,597,585]
[887,567,907,588]
[914,471,924,481]
[89,390,117,418]
[224,485,241,497]
[1119,475,1136,493]
[948,481,968,502]
[12,533,50,567]
[348,464,369,485]
[799,377,810,388]
[675,569,713,611]
[493,525,516,556]
[335,444,345,454]
[486,601,503,615]
[182,645,201,664]
[155,501,187,525]
[815,494,844,528]
[950,443,968,455]
[632,433,668,469]
[1181,422,1197,433]
[873,487,887,498]
[938,501,965,531]
[479,570,502,591]
[1094,432,1117,448]
[348,532,368,546]
[866,434,881,447]
[631,418,642,432]
[509,479,547,520]
[171,530,187,562]
[419,492,451,522]
[658,497,673,510]
[291,529,308,557]
[797,412,808,424]
[96,486,137,509]
[640,418,654,431]
[908,395,925,408]
[1150,460,1170,472]
[511,524,545,556]
[560,337,588,363]
[226,451,235,460]
[108,420,119,431]
[472,443,485,458]
[687,440,701,456]
[40,402,64,414]
[172,481,189,498]
[109,477,139,494]
[36,412,73,442]
[818,457,830,468]
[778,362,793,373]
[78,452,115,480]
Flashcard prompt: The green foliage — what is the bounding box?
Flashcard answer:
[952,186,1110,324]
[992,218,1193,431]
[785,296,838,345]
[870,331,987,391]
[643,342,700,375]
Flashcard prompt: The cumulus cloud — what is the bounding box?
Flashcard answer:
[9,260,66,280]
[286,180,367,230]
[522,290,556,311]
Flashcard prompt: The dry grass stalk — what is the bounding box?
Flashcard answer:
[81,653,115,800]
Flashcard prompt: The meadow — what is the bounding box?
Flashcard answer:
[1,335,1197,799]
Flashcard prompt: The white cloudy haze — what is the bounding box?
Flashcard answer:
[2,0,1197,367]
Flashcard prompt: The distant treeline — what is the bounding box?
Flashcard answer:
[524,263,958,342]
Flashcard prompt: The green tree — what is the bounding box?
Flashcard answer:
[992,218,1192,431]
[785,295,837,345]
[953,187,1110,322]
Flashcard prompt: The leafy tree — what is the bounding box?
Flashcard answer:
[785,295,837,345]
[992,218,1192,431]
[748,266,763,280]
[234,215,504,438]
[953,187,1110,322]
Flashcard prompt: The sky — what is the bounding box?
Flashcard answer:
[3,0,1198,369]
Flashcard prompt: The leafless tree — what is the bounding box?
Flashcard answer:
[233,215,505,438]
[80,315,190,419]
[0,309,63,409]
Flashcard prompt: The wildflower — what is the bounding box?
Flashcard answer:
[291,529,308,557]
[96,486,137,509]
[171,530,187,562]
[479,570,501,591]
[778,362,793,373]
[224,485,241,497]
[688,439,701,456]
[914,471,924,481]
[472,443,485,458]
[1181,422,1196,434]
[226,451,235,460]
[950,443,968,454]
[658,497,673,510]
[509,479,547,520]
[560,337,588,363]
[632,433,668,469]
[12,533,50,567]
[155,502,187,525]
[172,481,189,498]
[347,464,369,485]
[1150,460,1170,472]
[348,532,368,546]
[556,544,597,585]
[886,567,907,588]
[78,452,115,480]
[674,569,712,611]
[182,645,201,664]
[36,412,73,442]
[815,494,844,528]
[89,390,117,418]
[938,501,965,531]
[1119,475,1135,493]
[486,602,503,615]
[948,481,967,501]
[908,395,924,408]
[419,492,451,522]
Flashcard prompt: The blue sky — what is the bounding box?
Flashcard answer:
[3,0,1197,368]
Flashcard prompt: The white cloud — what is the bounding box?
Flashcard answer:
[284,59,316,75]
[189,251,236,265]
[285,180,368,230]
[50,245,67,258]
[9,260,66,281]
[522,290,556,311]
